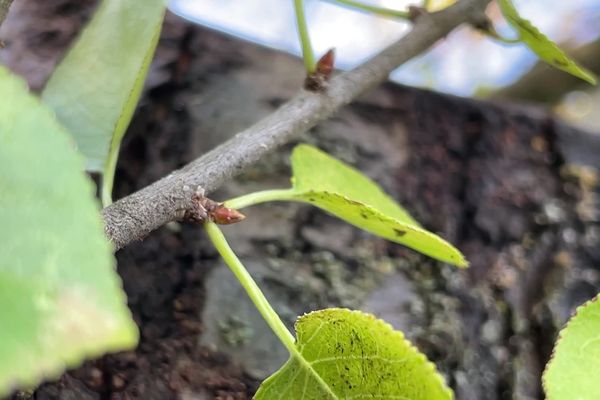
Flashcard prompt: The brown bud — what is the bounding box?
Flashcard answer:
[304,48,336,92]
[316,48,335,77]
[210,206,246,225]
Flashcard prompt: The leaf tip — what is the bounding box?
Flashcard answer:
[455,255,470,268]
[583,71,597,85]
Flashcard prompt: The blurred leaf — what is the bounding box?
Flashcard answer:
[543,295,600,400]
[498,0,596,84]
[289,144,467,266]
[0,67,138,396]
[255,308,453,399]
[42,0,167,172]
[426,0,456,12]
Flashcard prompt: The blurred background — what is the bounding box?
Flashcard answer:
[170,0,600,131]
[2,1,599,398]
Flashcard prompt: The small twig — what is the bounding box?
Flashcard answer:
[407,5,428,22]
[102,0,492,251]
[471,15,521,44]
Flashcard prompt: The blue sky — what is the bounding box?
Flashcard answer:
[169,0,599,96]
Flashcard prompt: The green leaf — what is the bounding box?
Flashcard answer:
[498,0,596,84]
[255,308,453,400]
[290,144,467,266]
[41,0,167,173]
[543,295,600,400]
[292,145,419,226]
[0,67,138,395]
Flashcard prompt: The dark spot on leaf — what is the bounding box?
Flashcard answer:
[394,229,407,237]
[344,197,363,206]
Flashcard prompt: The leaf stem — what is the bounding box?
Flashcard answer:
[294,0,316,73]
[325,0,411,20]
[204,222,297,354]
[224,188,296,209]
[101,142,121,207]
[204,222,338,397]
[484,29,521,44]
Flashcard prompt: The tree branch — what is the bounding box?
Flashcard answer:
[102,0,491,250]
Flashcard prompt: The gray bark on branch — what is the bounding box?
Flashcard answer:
[102,0,491,250]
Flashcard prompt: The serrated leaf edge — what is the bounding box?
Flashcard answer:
[296,308,454,400]
[542,293,600,398]
[498,0,596,84]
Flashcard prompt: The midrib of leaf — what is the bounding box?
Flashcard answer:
[255,309,453,399]
[498,0,596,84]
[226,188,467,266]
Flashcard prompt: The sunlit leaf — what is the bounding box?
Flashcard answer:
[289,144,467,266]
[42,0,167,172]
[543,295,600,400]
[255,308,453,399]
[498,0,596,84]
[0,67,138,396]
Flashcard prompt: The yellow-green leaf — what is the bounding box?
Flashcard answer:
[289,145,466,266]
[42,0,167,173]
[292,144,419,226]
[498,0,596,84]
[0,67,138,396]
[255,308,453,400]
[543,295,600,400]
[226,145,466,266]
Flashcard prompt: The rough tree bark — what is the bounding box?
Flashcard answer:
[2,1,600,400]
